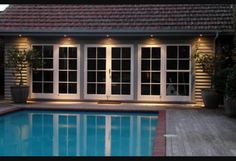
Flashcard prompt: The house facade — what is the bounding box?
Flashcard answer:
[0,4,234,105]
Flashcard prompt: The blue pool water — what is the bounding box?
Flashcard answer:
[0,110,158,156]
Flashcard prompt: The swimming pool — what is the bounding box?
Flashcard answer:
[0,110,162,156]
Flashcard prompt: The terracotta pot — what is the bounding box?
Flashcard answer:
[201,89,221,108]
[10,85,29,103]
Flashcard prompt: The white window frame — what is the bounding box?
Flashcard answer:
[55,44,80,99]
[137,44,191,102]
[84,44,134,100]
[164,44,192,102]
[137,45,165,101]
[30,44,80,100]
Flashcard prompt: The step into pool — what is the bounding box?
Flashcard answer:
[0,110,160,156]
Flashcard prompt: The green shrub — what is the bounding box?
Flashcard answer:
[225,65,236,100]
[213,68,232,94]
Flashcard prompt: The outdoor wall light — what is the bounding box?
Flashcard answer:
[106,34,110,38]
[18,34,22,37]
[150,34,154,38]
[197,34,203,42]
[64,34,67,37]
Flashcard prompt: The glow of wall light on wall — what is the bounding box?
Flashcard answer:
[100,37,115,45]
[198,34,203,42]
[143,37,160,45]
[60,36,74,45]
[15,35,30,46]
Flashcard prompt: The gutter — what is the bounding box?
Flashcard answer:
[0,29,234,37]
[213,31,219,58]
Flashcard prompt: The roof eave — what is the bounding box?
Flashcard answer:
[0,29,234,36]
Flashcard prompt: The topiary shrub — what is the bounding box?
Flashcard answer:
[225,65,236,101]
[5,48,41,86]
[213,68,232,95]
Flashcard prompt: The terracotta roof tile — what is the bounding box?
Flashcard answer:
[0,4,233,32]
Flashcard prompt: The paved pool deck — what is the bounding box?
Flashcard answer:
[0,100,236,156]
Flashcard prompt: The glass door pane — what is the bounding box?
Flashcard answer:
[141,47,161,96]
[59,47,77,94]
[166,45,190,96]
[32,45,54,94]
[87,47,106,94]
[111,47,131,95]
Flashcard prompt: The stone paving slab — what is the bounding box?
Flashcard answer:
[12,100,200,111]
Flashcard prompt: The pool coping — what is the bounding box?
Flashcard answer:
[0,106,166,156]
[152,110,166,156]
[0,107,23,116]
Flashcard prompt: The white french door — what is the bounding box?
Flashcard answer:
[138,44,191,102]
[164,45,191,102]
[84,45,133,100]
[31,44,80,99]
[138,45,164,101]
[55,45,80,99]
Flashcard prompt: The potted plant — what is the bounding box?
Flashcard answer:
[224,65,236,117]
[5,48,41,103]
[193,45,220,108]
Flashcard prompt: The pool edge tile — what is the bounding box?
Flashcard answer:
[0,107,23,116]
[152,110,166,156]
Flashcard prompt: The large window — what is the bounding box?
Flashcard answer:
[32,45,54,94]
[166,45,190,96]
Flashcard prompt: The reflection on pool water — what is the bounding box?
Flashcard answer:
[0,110,158,156]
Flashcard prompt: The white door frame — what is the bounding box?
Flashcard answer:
[84,44,108,100]
[163,44,191,102]
[55,44,80,99]
[30,44,80,100]
[30,44,56,99]
[137,44,165,101]
[137,44,191,102]
[84,44,134,100]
